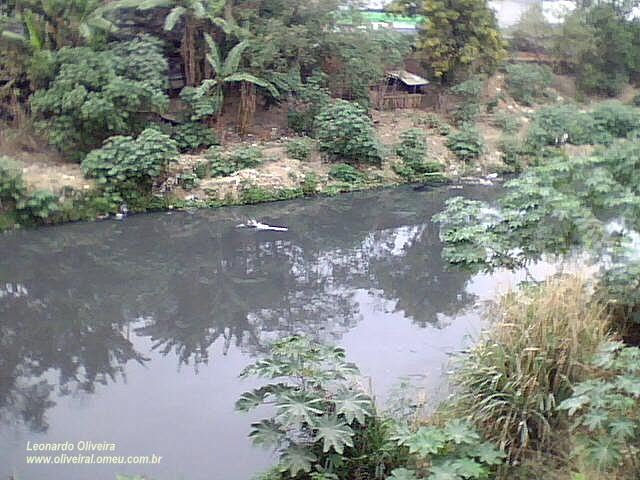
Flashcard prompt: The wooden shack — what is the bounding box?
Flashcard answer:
[371,70,429,110]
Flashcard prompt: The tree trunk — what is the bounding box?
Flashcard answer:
[238,82,256,136]
[181,17,202,87]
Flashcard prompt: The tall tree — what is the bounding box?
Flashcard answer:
[389,0,506,83]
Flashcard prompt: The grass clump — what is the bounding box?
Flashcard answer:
[328,163,364,184]
[492,112,522,134]
[286,137,315,161]
[452,276,609,463]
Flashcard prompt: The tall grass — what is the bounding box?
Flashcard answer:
[452,276,609,463]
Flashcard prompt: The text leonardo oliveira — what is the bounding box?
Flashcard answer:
[25,441,163,465]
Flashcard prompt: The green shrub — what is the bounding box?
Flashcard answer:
[389,421,505,480]
[237,336,390,479]
[396,128,427,163]
[451,76,484,125]
[0,156,27,211]
[559,341,640,478]
[227,146,263,169]
[15,190,62,225]
[328,163,364,183]
[498,135,525,171]
[314,100,383,165]
[492,112,522,133]
[590,101,640,140]
[505,63,553,105]
[447,124,485,162]
[172,122,218,152]
[526,104,596,147]
[31,36,168,160]
[82,128,178,197]
[287,72,331,135]
[286,137,315,161]
[393,128,444,180]
[177,172,200,190]
[301,172,319,195]
[205,146,263,177]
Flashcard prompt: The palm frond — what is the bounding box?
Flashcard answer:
[164,5,186,30]
[190,0,206,18]
[222,40,249,77]
[203,33,222,75]
[224,72,280,98]
[137,0,175,10]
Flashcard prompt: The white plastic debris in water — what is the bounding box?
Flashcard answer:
[236,218,288,232]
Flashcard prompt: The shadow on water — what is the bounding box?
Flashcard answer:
[0,184,500,479]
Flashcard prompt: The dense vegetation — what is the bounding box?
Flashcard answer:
[2,2,640,477]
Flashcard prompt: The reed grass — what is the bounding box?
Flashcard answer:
[452,275,610,463]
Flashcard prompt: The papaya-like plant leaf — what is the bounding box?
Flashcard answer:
[333,388,373,425]
[276,391,324,426]
[313,415,354,454]
[279,445,317,477]
[249,419,285,449]
[406,426,447,456]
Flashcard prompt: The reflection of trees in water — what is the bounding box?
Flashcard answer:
[0,186,498,432]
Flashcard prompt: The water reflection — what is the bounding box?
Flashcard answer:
[0,185,498,440]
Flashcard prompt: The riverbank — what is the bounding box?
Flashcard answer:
[0,105,507,232]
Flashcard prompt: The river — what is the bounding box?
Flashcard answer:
[1,184,551,480]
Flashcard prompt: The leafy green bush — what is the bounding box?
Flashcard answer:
[286,137,315,161]
[314,100,383,165]
[34,39,168,154]
[237,336,393,479]
[527,102,640,148]
[31,36,168,160]
[82,128,178,197]
[227,147,263,169]
[205,146,263,177]
[590,101,640,140]
[492,112,522,133]
[328,164,364,184]
[0,156,27,211]
[287,72,332,135]
[505,63,553,105]
[446,124,485,162]
[301,173,319,195]
[389,420,505,480]
[526,104,596,147]
[396,128,427,163]
[559,341,640,477]
[171,122,218,152]
[393,128,444,181]
[15,190,62,225]
[451,76,484,125]
[498,136,525,171]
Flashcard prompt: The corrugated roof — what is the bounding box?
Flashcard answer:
[386,70,429,86]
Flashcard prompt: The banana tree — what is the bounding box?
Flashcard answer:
[2,0,118,49]
[202,33,279,135]
[114,0,226,87]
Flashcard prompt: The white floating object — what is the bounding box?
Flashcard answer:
[237,218,288,232]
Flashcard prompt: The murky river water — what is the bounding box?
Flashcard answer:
[1,184,548,480]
